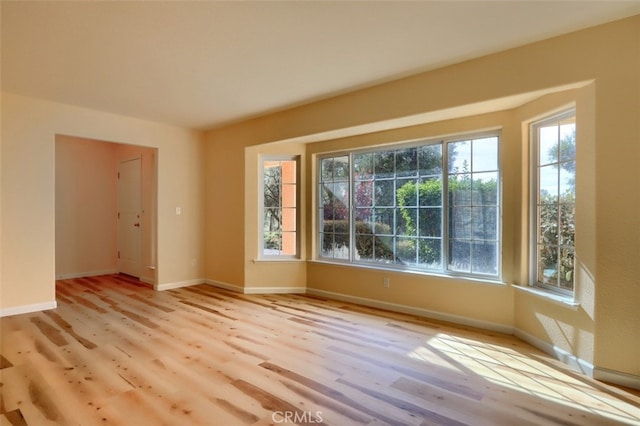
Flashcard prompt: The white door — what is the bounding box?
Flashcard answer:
[117,157,141,277]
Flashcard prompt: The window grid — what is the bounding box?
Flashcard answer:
[318,133,500,279]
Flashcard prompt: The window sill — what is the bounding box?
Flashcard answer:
[513,285,580,309]
[252,258,305,263]
[308,259,506,287]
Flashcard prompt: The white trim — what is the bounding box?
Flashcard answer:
[244,286,306,295]
[204,279,244,293]
[55,269,118,280]
[306,288,513,335]
[513,328,594,376]
[513,285,580,309]
[0,301,58,317]
[594,367,640,391]
[155,279,204,291]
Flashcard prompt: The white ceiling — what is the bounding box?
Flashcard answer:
[2,1,640,130]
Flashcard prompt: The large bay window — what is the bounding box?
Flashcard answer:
[318,133,500,279]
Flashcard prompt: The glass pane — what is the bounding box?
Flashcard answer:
[396,237,417,265]
[281,207,296,232]
[449,175,471,205]
[559,247,575,290]
[281,160,296,184]
[449,207,472,239]
[373,208,394,233]
[374,180,394,206]
[334,182,350,206]
[333,156,349,180]
[472,172,498,205]
[538,245,558,285]
[472,206,497,240]
[419,144,442,176]
[281,184,296,208]
[419,238,442,269]
[471,241,498,275]
[281,231,296,256]
[418,177,442,206]
[418,208,441,237]
[472,137,498,172]
[559,124,576,162]
[320,213,334,233]
[375,236,394,262]
[539,165,558,203]
[374,150,395,178]
[397,207,417,237]
[396,148,417,177]
[396,178,417,207]
[449,240,471,272]
[560,163,575,197]
[539,126,558,166]
[354,153,374,179]
[355,207,373,224]
[320,158,334,181]
[354,180,373,207]
[264,208,281,232]
[449,140,471,174]
[356,220,373,235]
[355,234,373,261]
[559,203,575,246]
[538,204,558,246]
[263,231,281,255]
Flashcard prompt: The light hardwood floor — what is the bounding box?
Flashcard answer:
[1,274,639,425]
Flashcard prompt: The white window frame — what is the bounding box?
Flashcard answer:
[529,109,576,295]
[260,155,300,259]
[317,131,501,280]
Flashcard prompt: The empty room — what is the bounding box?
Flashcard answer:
[1,2,639,425]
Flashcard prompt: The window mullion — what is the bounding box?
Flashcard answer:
[442,141,450,272]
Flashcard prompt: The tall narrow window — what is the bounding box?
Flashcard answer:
[532,110,576,293]
[261,156,299,258]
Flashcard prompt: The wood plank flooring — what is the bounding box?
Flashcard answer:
[1,274,639,425]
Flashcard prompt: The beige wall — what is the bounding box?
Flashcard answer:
[205,16,639,379]
[1,92,205,311]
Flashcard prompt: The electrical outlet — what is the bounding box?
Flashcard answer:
[383,277,390,288]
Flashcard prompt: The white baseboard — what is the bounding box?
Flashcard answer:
[306,287,514,335]
[594,367,640,391]
[204,279,244,293]
[244,286,307,294]
[513,328,594,376]
[55,269,118,280]
[155,279,204,291]
[0,301,58,318]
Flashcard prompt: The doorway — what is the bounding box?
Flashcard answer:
[55,135,157,284]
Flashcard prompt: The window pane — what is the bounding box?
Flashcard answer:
[419,239,442,269]
[538,204,558,246]
[472,206,497,240]
[355,234,373,261]
[373,208,394,232]
[449,175,472,205]
[397,237,417,265]
[559,125,576,162]
[396,147,417,177]
[472,172,498,205]
[472,137,498,172]
[354,180,373,207]
[538,245,558,285]
[354,153,374,179]
[449,207,472,239]
[396,178,417,207]
[418,177,442,207]
[282,184,296,208]
[471,241,498,275]
[281,160,296,184]
[449,140,471,174]
[559,247,574,289]
[397,207,417,237]
[539,165,558,203]
[418,208,441,237]
[375,236,394,262]
[419,144,442,176]
[374,180,394,206]
[539,126,558,166]
[375,151,394,178]
[559,203,575,246]
[282,208,296,232]
[449,240,471,272]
